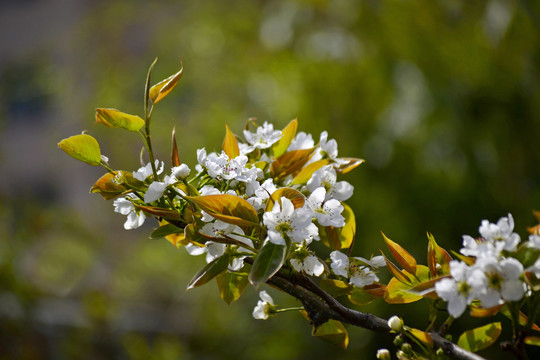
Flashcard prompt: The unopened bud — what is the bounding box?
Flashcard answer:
[388,315,404,332]
[376,349,391,360]
[172,164,191,179]
[393,334,404,346]
[401,342,412,355]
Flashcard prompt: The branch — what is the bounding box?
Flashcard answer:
[263,272,486,360]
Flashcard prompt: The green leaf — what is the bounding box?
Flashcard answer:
[216,271,249,305]
[319,279,353,297]
[186,194,260,228]
[134,204,182,221]
[222,124,240,159]
[312,319,349,349]
[427,232,452,277]
[348,288,377,305]
[149,63,183,104]
[457,322,502,352]
[384,265,431,304]
[58,134,102,166]
[291,159,329,185]
[408,328,433,347]
[248,239,287,288]
[524,336,540,347]
[95,108,145,132]
[90,172,129,200]
[319,203,356,250]
[187,254,230,290]
[150,223,183,239]
[265,187,305,212]
[382,232,417,275]
[514,246,540,268]
[271,118,297,158]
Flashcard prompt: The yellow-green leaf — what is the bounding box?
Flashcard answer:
[171,126,180,167]
[319,279,353,297]
[216,271,249,305]
[90,172,129,200]
[95,108,145,132]
[149,64,183,104]
[270,148,314,179]
[457,322,501,352]
[524,336,540,347]
[427,233,453,277]
[134,204,182,221]
[382,232,417,275]
[248,239,287,288]
[222,124,240,159]
[150,223,183,240]
[271,118,297,158]
[335,157,365,174]
[58,134,102,166]
[187,254,230,290]
[186,194,259,228]
[291,159,329,185]
[384,265,431,304]
[319,204,356,250]
[266,188,305,212]
[408,328,433,347]
[380,253,413,284]
[312,320,349,349]
[384,277,423,304]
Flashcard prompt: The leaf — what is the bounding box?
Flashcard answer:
[95,108,145,132]
[469,304,503,318]
[384,277,423,304]
[319,279,353,297]
[90,172,129,200]
[187,254,230,290]
[380,252,413,284]
[348,287,377,305]
[514,246,540,268]
[499,305,540,331]
[171,126,180,167]
[312,320,349,349]
[291,159,330,185]
[450,250,476,266]
[134,204,182,221]
[335,157,365,174]
[58,134,102,166]
[427,233,452,277]
[457,322,502,352]
[382,232,417,275]
[216,271,249,305]
[271,118,297,158]
[265,188,305,212]
[186,194,259,228]
[319,203,356,250]
[150,223,183,239]
[524,336,540,346]
[183,223,206,245]
[149,62,183,104]
[222,124,240,159]
[248,239,287,288]
[408,328,433,347]
[270,148,314,179]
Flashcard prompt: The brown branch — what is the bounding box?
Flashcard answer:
[260,267,486,360]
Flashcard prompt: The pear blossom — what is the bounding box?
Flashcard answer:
[113,195,146,230]
[306,187,345,227]
[289,247,325,276]
[172,164,191,179]
[253,290,276,320]
[144,175,176,203]
[469,256,525,308]
[309,131,348,166]
[243,122,282,150]
[435,261,475,318]
[263,197,317,245]
[387,316,404,332]
[133,160,164,181]
[330,251,379,288]
[527,234,540,249]
[307,165,354,202]
[287,131,314,151]
[461,214,521,258]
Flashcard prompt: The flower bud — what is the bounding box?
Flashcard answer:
[388,315,404,332]
[172,164,191,179]
[393,334,404,347]
[376,349,391,360]
[401,342,412,355]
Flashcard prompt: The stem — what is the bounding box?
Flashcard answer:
[275,307,305,313]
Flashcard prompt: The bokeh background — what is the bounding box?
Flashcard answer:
[1,0,540,359]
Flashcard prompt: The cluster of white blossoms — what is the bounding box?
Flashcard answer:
[435,213,540,318]
[111,121,362,283]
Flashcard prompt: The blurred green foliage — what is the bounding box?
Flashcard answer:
[1,0,540,358]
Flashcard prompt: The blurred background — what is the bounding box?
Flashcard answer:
[1,0,539,359]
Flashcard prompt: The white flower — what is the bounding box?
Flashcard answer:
[376,349,391,360]
[290,253,325,276]
[306,187,345,227]
[469,256,525,308]
[133,160,164,181]
[307,165,353,202]
[387,316,403,332]
[113,196,146,230]
[172,164,191,179]
[435,261,474,318]
[143,175,175,203]
[461,214,521,258]
[527,234,540,249]
[243,122,282,150]
[330,251,379,287]
[287,131,314,151]
[263,197,316,245]
[253,290,275,320]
